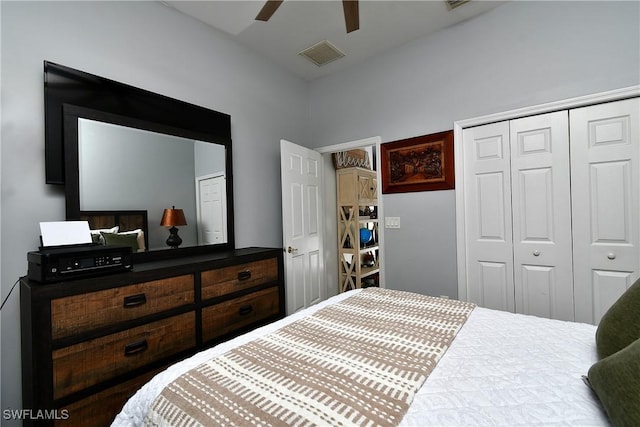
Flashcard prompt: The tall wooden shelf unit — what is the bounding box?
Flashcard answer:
[337,167,380,292]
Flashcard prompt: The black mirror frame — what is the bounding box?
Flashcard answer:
[45,61,235,261]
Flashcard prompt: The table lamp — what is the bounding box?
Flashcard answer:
[160,206,187,248]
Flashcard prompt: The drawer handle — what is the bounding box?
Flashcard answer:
[123,293,147,308]
[124,339,148,356]
[238,270,252,281]
[239,305,253,316]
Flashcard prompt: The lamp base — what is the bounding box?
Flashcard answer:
[166,226,183,249]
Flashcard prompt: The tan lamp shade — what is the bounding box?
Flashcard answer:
[160,206,187,227]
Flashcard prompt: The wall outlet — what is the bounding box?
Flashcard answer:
[385,217,400,229]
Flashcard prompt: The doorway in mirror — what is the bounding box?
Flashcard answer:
[196,173,228,245]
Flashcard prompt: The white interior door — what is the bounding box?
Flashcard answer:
[196,173,227,245]
[462,121,515,312]
[510,111,574,320]
[280,139,325,314]
[571,97,640,324]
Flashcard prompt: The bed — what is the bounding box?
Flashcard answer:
[112,285,639,426]
[80,210,148,252]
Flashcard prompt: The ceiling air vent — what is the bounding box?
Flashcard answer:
[299,40,345,67]
[446,0,471,10]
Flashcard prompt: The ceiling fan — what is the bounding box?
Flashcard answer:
[255,0,360,33]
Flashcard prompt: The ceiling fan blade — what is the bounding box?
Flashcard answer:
[255,0,284,21]
[342,0,359,33]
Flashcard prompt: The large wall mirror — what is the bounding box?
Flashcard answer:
[78,118,227,250]
[45,61,235,261]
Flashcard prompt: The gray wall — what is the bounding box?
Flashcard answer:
[0,1,308,418]
[308,1,640,299]
[194,141,226,178]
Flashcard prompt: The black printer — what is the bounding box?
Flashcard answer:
[27,244,132,283]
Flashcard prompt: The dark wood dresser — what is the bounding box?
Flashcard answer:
[20,247,284,426]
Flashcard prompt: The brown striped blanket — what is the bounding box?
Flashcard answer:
[144,288,475,427]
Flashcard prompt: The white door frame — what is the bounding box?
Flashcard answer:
[454,86,640,302]
[316,136,385,292]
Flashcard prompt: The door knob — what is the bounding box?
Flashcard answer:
[533,250,541,256]
[607,253,616,260]
[287,246,298,254]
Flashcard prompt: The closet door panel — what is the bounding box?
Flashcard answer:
[589,161,633,246]
[510,111,574,320]
[477,261,510,310]
[520,265,555,319]
[592,270,635,322]
[571,98,640,324]
[463,122,514,312]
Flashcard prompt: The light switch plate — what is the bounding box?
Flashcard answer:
[385,217,400,229]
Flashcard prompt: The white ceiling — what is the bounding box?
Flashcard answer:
[161,1,506,81]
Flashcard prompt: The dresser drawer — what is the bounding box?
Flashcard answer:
[51,275,195,339]
[52,311,195,400]
[56,367,162,427]
[201,258,278,300]
[202,287,280,342]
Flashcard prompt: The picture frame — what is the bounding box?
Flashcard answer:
[381,130,454,194]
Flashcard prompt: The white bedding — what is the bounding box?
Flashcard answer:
[113,290,609,427]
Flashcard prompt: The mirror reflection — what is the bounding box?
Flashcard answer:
[78,118,228,251]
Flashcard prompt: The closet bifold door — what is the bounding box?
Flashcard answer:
[510,112,574,321]
[463,112,575,320]
[462,121,515,313]
[571,98,640,324]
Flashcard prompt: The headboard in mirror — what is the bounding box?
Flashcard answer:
[44,61,235,261]
[80,210,149,253]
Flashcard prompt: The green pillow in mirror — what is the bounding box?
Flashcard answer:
[588,337,640,426]
[595,276,640,359]
[101,232,139,252]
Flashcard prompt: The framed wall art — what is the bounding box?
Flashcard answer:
[381,130,454,194]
